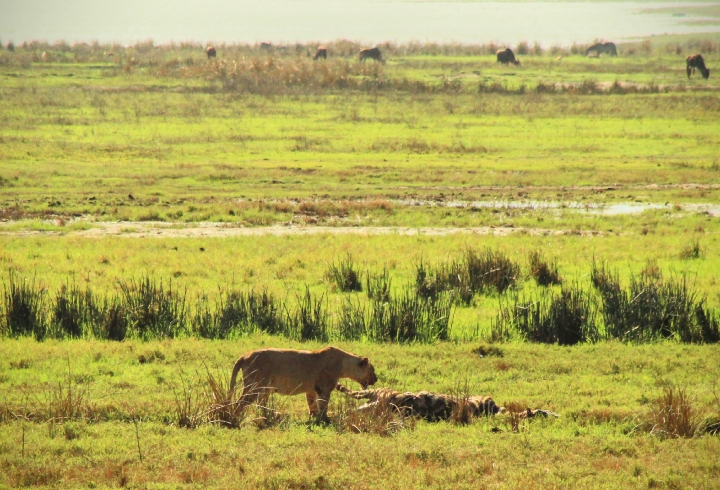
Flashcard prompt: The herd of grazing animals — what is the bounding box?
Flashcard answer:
[0,39,712,79]
[200,42,709,80]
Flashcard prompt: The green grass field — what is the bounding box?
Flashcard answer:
[2,37,720,487]
[1,338,719,488]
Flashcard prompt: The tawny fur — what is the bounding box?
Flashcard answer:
[229,346,377,419]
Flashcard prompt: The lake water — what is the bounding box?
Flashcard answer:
[1,0,719,46]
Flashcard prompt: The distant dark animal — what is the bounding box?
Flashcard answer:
[313,46,327,60]
[206,46,216,59]
[686,54,710,79]
[359,47,383,63]
[6,41,14,52]
[260,42,272,51]
[585,42,617,57]
[496,48,520,65]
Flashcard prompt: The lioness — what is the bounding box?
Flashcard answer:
[229,346,377,420]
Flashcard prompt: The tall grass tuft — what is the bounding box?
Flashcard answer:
[2,272,48,340]
[366,267,392,302]
[416,248,520,304]
[336,296,367,341]
[591,261,720,343]
[325,253,362,292]
[368,290,452,342]
[287,287,329,341]
[43,359,95,422]
[118,276,187,339]
[54,282,102,338]
[172,373,204,429]
[203,364,246,429]
[96,297,128,341]
[642,385,707,438]
[528,250,562,287]
[680,240,703,260]
[493,285,597,345]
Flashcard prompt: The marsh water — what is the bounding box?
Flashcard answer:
[2,0,719,45]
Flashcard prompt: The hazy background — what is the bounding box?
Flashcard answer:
[1,0,719,46]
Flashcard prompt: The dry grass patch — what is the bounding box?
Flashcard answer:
[638,385,720,438]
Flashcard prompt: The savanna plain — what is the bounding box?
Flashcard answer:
[1,37,720,488]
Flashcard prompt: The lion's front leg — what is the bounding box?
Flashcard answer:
[312,382,335,423]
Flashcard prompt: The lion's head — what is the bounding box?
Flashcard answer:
[355,357,378,389]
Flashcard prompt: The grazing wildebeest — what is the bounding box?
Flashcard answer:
[686,54,710,79]
[206,46,216,59]
[6,41,14,52]
[496,48,520,65]
[359,47,383,63]
[260,42,272,51]
[313,46,327,60]
[585,42,617,57]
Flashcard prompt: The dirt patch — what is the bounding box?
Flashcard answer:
[0,222,604,239]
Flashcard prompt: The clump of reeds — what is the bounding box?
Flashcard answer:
[368,289,452,342]
[325,253,362,292]
[591,261,720,343]
[118,276,187,339]
[286,287,329,341]
[54,282,102,338]
[365,267,392,302]
[336,296,367,341]
[528,250,562,286]
[492,285,597,345]
[416,248,520,304]
[2,272,48,340]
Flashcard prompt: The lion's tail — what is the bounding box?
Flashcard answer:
[229,356,247,395]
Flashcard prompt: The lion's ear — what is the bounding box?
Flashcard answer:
[359,357,369,367]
